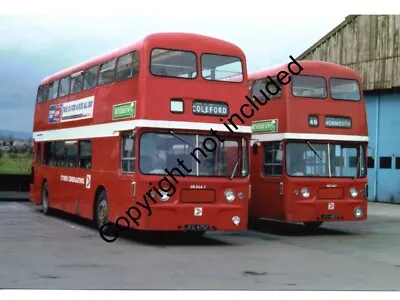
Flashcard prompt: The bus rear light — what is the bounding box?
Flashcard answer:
[280,182,283,195]
[249,185,251,199]
[132,181,136,197]
[170,99,184,113]
[349,187,358,198]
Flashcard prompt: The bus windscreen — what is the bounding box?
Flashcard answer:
[285,142,366,178]
[139,132,248,177]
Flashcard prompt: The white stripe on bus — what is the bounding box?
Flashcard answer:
[33,119,253,141]
[251,133,369,143]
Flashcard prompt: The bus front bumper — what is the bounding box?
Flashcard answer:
[286,199,368,222]
[129,203,248,232]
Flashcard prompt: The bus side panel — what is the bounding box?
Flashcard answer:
[77,136,131,222]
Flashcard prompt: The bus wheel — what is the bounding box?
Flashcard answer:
[95,190,109,231]
[248,216,258,229]
[303,221,323,230]
[41,181,50,215]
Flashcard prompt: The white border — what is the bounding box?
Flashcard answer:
[33,119,252,142]
[251,133,369,143]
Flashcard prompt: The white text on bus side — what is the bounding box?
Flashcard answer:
[190,185,206,189]
[60,175,85,185]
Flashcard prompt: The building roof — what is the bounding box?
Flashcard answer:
[297,15,358,60]
[296,15,400,91]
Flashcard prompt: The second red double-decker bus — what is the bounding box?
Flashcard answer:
[247,60,368,229]
[30,32,252,239]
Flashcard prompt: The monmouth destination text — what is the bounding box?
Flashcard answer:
[99,55,304,243]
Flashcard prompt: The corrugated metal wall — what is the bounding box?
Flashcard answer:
[297,15,400,91]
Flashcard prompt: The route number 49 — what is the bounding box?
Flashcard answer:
[194,207,203,216]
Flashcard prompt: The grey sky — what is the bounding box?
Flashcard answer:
[0,12,347,132]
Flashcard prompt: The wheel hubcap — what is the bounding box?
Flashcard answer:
[98,199,108,226]
[42,187,48,211]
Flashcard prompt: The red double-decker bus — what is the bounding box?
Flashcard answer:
[248,60,368,229]
[30,32,251,238]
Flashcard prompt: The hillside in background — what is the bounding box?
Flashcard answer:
[0,129,32,140]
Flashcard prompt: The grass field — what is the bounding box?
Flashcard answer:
[0,153,33,174]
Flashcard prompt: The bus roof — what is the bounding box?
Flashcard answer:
[248,60,361,82]
[40,32,246,85]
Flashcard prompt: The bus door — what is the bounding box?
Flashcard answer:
[258,141,284,220]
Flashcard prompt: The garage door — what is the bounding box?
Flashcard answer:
[374,91,400,203]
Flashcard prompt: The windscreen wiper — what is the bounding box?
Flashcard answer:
[230,155,241,180]
[169,130,196,149]
[306,141,322,160]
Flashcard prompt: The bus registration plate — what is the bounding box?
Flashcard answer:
[320,214,341,220]
[184,224,209,232]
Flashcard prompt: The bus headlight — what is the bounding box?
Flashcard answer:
[238,192,244,199]
[224,189,235,202]
[350,187,358,198]
[150,190,169,202]
[159,191,170,202]
[232,216,240,226]
[354,207,363,218]
[301,188,310,199]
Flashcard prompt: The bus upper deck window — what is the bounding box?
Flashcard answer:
[150,48,197,79]
[329,78,361,101]
[116,51,139,81]
[201,54,243,82]
[291,75,327,99]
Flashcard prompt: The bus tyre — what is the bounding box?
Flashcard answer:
[95,190,109,231]
[248,216,258,229]
[303,221,323,230]
[41,181,50,215]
